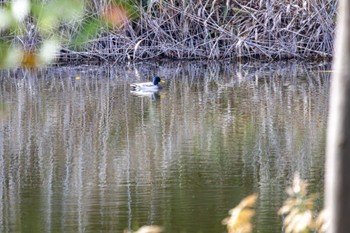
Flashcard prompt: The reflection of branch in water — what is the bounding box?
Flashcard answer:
[124,82,132,231]
[0,61,330,232]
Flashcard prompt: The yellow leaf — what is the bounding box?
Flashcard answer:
[238,194,258,208]
[294,211,312,232]
[315,210,329,233]
[223,194,257,233]
[22,51,38,68]
[102,4,129,28]
[134,225,163,233]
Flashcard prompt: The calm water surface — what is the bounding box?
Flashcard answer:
[0,61,330,233]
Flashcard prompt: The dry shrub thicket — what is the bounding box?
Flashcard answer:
[0,0,337,63]
[78,0,337,62]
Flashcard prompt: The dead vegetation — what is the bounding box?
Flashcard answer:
[1,0,338,63]
[74,0,336,62]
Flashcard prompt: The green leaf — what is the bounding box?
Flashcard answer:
[0,8,14,31]
[32,0,84,34]
[51,0,84,22]
[72,18,102,50]
[0,42,23,68]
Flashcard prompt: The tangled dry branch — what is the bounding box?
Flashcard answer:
[83,0,336,62]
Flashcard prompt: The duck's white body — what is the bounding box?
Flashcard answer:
[130,82,160,92]
[130,76,164,92]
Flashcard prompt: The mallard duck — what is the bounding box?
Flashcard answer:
[130,76,165,92]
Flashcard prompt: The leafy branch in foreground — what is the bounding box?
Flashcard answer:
[222,194,258,233]
[278,174,328,233]
[0,0,134,68]
[124,173,327,233]
[0,0,84,68]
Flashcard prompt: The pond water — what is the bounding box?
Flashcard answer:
[0,61,330,233]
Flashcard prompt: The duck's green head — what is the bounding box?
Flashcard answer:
[153,76,165,85]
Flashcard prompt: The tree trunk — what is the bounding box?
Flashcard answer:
[326,0,350,232]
